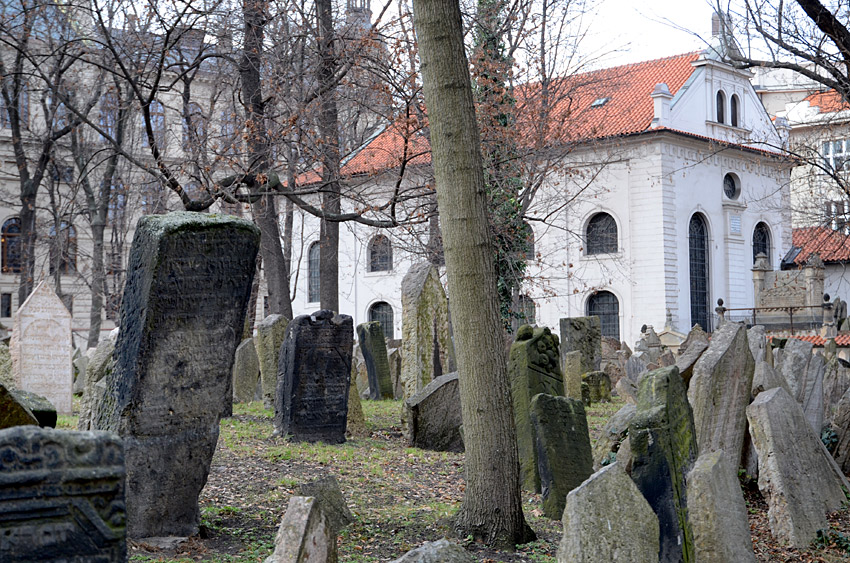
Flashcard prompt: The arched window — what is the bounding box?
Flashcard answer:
[730,94,740,127]
[49,220,76,274]
[308,241,320,303]
[587,291,619,340]
[368,235,392,272]
[183,102,206,151]
[753,222,771,265]
[689,213,711,331]
[716,91,726,123]
[523,221,535,260]
[368,301,394,339]
[1,217,21,273]
[143,100,166,150]
[586,212,618,254]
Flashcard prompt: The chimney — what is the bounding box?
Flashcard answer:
[650,83,673,128]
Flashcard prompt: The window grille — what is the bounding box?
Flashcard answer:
[368,301,394,339]
[586,291,619,340]
[586,213,618,254]
[368,235,392,272]
[689,214,711,331]
[1,217,22,273]
[308,242,320,303]
[753,222,771,265]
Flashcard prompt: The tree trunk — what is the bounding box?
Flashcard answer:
[411,0,534,548]
[18,187,37,306]
[316,0,341,313]
[88,220,105,348]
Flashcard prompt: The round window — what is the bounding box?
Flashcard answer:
[723,174,739,199]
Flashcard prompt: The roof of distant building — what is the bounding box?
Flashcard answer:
[803,90,849,114]
[778,333,850,347]
[788,226,850,265]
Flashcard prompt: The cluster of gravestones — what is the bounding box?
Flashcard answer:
[549,319,850,562]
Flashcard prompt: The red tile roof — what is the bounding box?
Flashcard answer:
[803,90,849,114]
[779,333,850,347]
[791,226,850,264]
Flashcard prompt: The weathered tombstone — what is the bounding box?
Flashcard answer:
[687,450,757,563]
[800,353,825,433]
[400,263,454,406]
[0,381,38,428]
[387,347,403,399]
[562,350,583,400]
[0,342,12,389]
[774,338,812,400]
[390,539,476,563]
[557,462,659,563]
[264,496,337,563]
[404,372,463,452]
[625,353,648,385]
[356,322,393,399]
[687,322,755,468]
[582,371,611,402]
[11,389,56,428]
[78,328,118,431]
[831,386,850,474]
[614,376,638,404]
[823,356,850,425]
[346,366,368,438]
[674,324,709,386]
[747,325,768,364]
[352,347,369,396]
[232,338,261,403]
[508,325,563,492]
[0,426,126,561]
[72,350,89,395]
[559,316,600,375]
[629,365,697,563]
[298,475,354,534]
[592,403,636,470]
[256,314,289,410]
[747,387,848,547]
[751,360,791,398]
[529,393,593,519]
[94,212,260,538]
[9,281,72,414]
[275,310,353,444]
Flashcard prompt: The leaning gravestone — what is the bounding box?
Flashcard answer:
[0,426,126,561]
[232,338,261,403]
[264,496,336,563]
[508,325,564,492]
[687,322,755,469]
[529,393,593,519]
[357,322,394,399]
[559,316,600,375]
[78,328,118,431]
[774,338,812,401]
[592,403,636,470]
[629,365,697,563]
[12,388,56,428]
[0,381,38,428]
[298,475,355,534]
[747,387,848,548]
[275,310,353,444]
[404,372,463,452]
[674,324,709,386]
[94,212,259,538]
[557,462,659,563]
[400,263,454,404]
[800,352,825,433]
[255,314,289,410]
[10,280,72,414]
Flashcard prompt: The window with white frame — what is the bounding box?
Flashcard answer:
[823,139,850,171]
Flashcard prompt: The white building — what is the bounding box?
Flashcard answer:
[288,48,793,346]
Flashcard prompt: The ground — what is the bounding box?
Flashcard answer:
[57,397,850,562]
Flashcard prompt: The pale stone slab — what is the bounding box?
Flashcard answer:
[747,326,768,364]
[562,350,583,401]
[232,338,261,403]
[747,387,847,548]
[10,281,72,414]
[264,496,336,563]
[675,325,709,386]
[823,356,850,424]
[774,338,812,401]
[687,450,756,563]
[751,360,790,399]
[557,462,659,563]
[800,353,825,433]
[390,539,475,563]
[78,329,118,431]
[256,314,289,410]
[559,316,600,375]
[688,323,754,469]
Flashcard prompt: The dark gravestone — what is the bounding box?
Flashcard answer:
[404,372,464,452]
[629,365,698,563]
[0,381,38,428]
[529,393,593,519]
[559,316,601,375]
[10,388,57,428]
[509,325,563,492]
[94,212,259,538]
[583,371,611,402]
[275,310,353,444]
[0,426,126,561]
[356,322,393,399]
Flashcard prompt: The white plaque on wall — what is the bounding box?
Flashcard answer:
[730,214,741,235]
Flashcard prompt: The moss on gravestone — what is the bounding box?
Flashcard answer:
[0,382,38,428]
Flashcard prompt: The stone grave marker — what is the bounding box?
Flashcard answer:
[232,338,261,403]
[562,350,583,400]
[346,359,368,438]
[508,325,563,492]
[0,425,126,561]
[10,280,72,414]
[78,328,118,431]
[629,365,698,563]
[747,325,769,364]
[357,321,393,399]
[529,393,593,519]
[94,212,259,538]
[256,314,289,410]
[404,372,463,452]
[823,356,850,424]
[387,346,402,399]
[688,322,755,468]
[390,539,476,563]
[674,324,709,386]
[592,403,636,470]
[298,475,354,534]
[0,381,38,428]
[582,371,611,402]
[559,316,600,375]
[275,310,353,444]
[264,496,336,563]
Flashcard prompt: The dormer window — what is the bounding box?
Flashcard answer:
[730,94,739,127]
[716,91,726,123]
[591,97,610,108]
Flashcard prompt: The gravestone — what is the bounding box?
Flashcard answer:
[298,475,354,534]
[687,450,757,563]
[801,353,825,433]
[232,338,261,403]
[346,365,368,438]
[357,322,393,399]
[592,403,636,470]
[629,365,697,563]
[687,322,755,469]
[559,316,600,375]
[264,496,336,563]
[400,263,454,407]
[10,281,72,414]
[0,426,126,561]
[94,212,260,538]
[823,356,850,424]
[747,387,848,547]
[747,325,769,364]
[390,539,476,563]
[832,387,850,474]
[582,371,611,402]
[529,393,593,519]
[78,329,118,431]
[73,350,89,395]
[256,314,289,410]
[387,346,403,399]
[774,338,812,400]
[0,342,12,389]
[557,462,659,563]
[0,381,38,428]
[508,325,563,492]
[752,360,790,399]
[562,350,583,400]
[674,325,709,386]
[12,389,56,428]
[275,310,353,444]
[404,372,463,452]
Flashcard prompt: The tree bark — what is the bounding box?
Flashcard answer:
[411,0,534,548]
